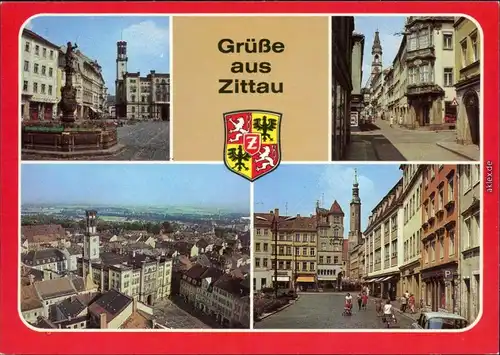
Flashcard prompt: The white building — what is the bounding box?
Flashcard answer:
[364,178,404,300]
[211,274,250,327]
[253,219,274,291]
[399,165,423,302]
[115,41,170,120]
[458,164,481,323]
[21,248,68,276]
[404,16,456,127]
[21,29,60,121]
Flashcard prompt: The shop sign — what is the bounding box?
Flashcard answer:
[444,269,454,280]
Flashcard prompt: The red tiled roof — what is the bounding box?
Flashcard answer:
[21,224,66,243]
[329,200,345,215]
[254,213,316,231]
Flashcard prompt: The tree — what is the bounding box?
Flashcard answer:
[161,221,174,233]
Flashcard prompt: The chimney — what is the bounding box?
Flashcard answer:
[99,313,107,329]
[274,208,279,217]
[133,298,138,312]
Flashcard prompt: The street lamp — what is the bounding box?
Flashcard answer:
[272,213,296,299]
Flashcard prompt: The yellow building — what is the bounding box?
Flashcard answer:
[453,17,480,147]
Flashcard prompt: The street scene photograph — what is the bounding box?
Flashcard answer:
[20,16,171,161]
[20,163,250,329]
[332,16,480,161]
[253,163,481,329]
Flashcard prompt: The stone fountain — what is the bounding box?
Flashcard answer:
[22,42,124,159]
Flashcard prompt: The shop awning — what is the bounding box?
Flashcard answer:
[379,276,395,282]
[296,276,315,283]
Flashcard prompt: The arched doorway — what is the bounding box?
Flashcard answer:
[160,104,169,121]
[147,294,153,306]
[463,90,480,145]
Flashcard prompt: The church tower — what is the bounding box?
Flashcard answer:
[115,41,128,118]
[348,169,363,252]
[371,30,383,77]
[82,210,100,290]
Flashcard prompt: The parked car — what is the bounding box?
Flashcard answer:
[411,312,468,330]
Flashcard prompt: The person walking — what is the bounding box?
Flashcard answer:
[390,113,395,128]
[362,292,368,310]
[357,292,363,310]
[400,293,408,313]
[409,293,416,314]
[375,298,383,316]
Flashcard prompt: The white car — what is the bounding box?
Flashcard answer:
[411,311,468,330]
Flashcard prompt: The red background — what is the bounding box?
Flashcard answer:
[1,2,498,354]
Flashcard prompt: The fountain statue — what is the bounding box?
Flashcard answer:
[60,42,78,124]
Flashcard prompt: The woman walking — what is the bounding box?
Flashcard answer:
[362,292,368,310]
[409,293,416,314]
[357,292,363,311]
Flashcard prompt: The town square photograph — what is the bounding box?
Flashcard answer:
[253,163,481,329]
[332,16,480,161]
[20,163,250,329]
[20,16,171,161]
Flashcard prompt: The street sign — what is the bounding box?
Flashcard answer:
[444,269,453,280]
[451,98,458,106]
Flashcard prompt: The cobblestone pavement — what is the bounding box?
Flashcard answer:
[153,299,212,329]
[22,121,170,161]
[345,119,471,161]
[254,292,414,329]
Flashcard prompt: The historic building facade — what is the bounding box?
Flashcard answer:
[453,17,480,147]
[21,29,60,121]
[363,179,404,300]
[331,16,354,160]
[458,164,481,323]
[346,170,363,281]
[420,165,459,313]
[316,201,344,289]
[349,32,365,127]
[404,17,456,128]
[115,41,170,120]
[399,165,423,302]
[390,36,409,126]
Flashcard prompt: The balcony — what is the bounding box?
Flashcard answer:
[444,199,455,210]
[406,46,436,62]
[406,83,444,97]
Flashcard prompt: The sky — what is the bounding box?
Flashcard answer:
[21,164,250,212]
[26,16,170,95]
[354,16,406,86]
[254,164,402,235]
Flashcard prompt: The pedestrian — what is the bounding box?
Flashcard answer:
[362,292,368,310]
[375,298,382,316]
[390,113,395,128]
[409,294,416,314]
[357,292,363,310]
[400,294,408,313]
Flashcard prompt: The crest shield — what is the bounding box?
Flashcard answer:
[223,110,282,182]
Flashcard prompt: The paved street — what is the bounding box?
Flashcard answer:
[345,119,473,161]
[255,293,414,329]
[22,121,170,161]
[153,299,211,329]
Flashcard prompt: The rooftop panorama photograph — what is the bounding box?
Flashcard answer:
[253,163,480,330]
[20,164,251,329]
[20,16,171,161]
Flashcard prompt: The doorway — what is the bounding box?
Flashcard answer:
[422,104,430,126]
[160,104,169,121]
[147,294,153,306]
[463,90,480,145]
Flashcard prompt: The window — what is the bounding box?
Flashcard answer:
[430,198,435,216]
[131,107,135,113]
[470,33,478,62]
[285,261,291,270]
[439,237,444,258]
[255,229,261,235]
[409,67,417,84]
[263,243,268,252]
[449,230,455,255]
[447,175,455,202]
[444,68,453,87]
[438,188,444,210]
[50,50,54,59]
[131,94,136,102]
[255,258,260,267]
[302,262,307,271]
[418,30,429,49]
[321,242,326,250]
[263,258,268,267]
[408,33,417,51]
[279,246,284,255]
[463,165,471,191]
[49,67,53,77]
[295,233,300,242]
[278,261,284,269]
[310,248,315,256]
[34,63,39,74]
[391,240,397,257]
[33,82,38,93]
[465,218,472,249]
[310,262,315,271]
[461,40,468,67]
[472,165,480,185]
[23,81,28,91]
[41,65,46,75]
[35,45,40,55]
[431,241,436,262]
[302,247,307,255]
[333,256,339,264]
[48,85,52,95]
[42,48,47,57]
[333,228,339,237]
[326,256,331,264]
[420,65,430,83]
[255,243,260,252]
[443,33,453,49]
[319,256,324,264]
[25,42,30,52]
[24,61,29,71]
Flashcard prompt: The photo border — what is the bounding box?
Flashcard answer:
[1,2,498,355]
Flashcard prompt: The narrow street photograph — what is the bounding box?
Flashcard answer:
[332,16,480,161]
[20,16,171,161]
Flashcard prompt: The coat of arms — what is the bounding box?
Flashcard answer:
[223,110,282,181]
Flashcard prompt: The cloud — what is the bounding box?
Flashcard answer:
[122,20,169,58]
[380,33,403,68]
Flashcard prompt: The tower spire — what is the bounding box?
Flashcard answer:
[354,168,358,185]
